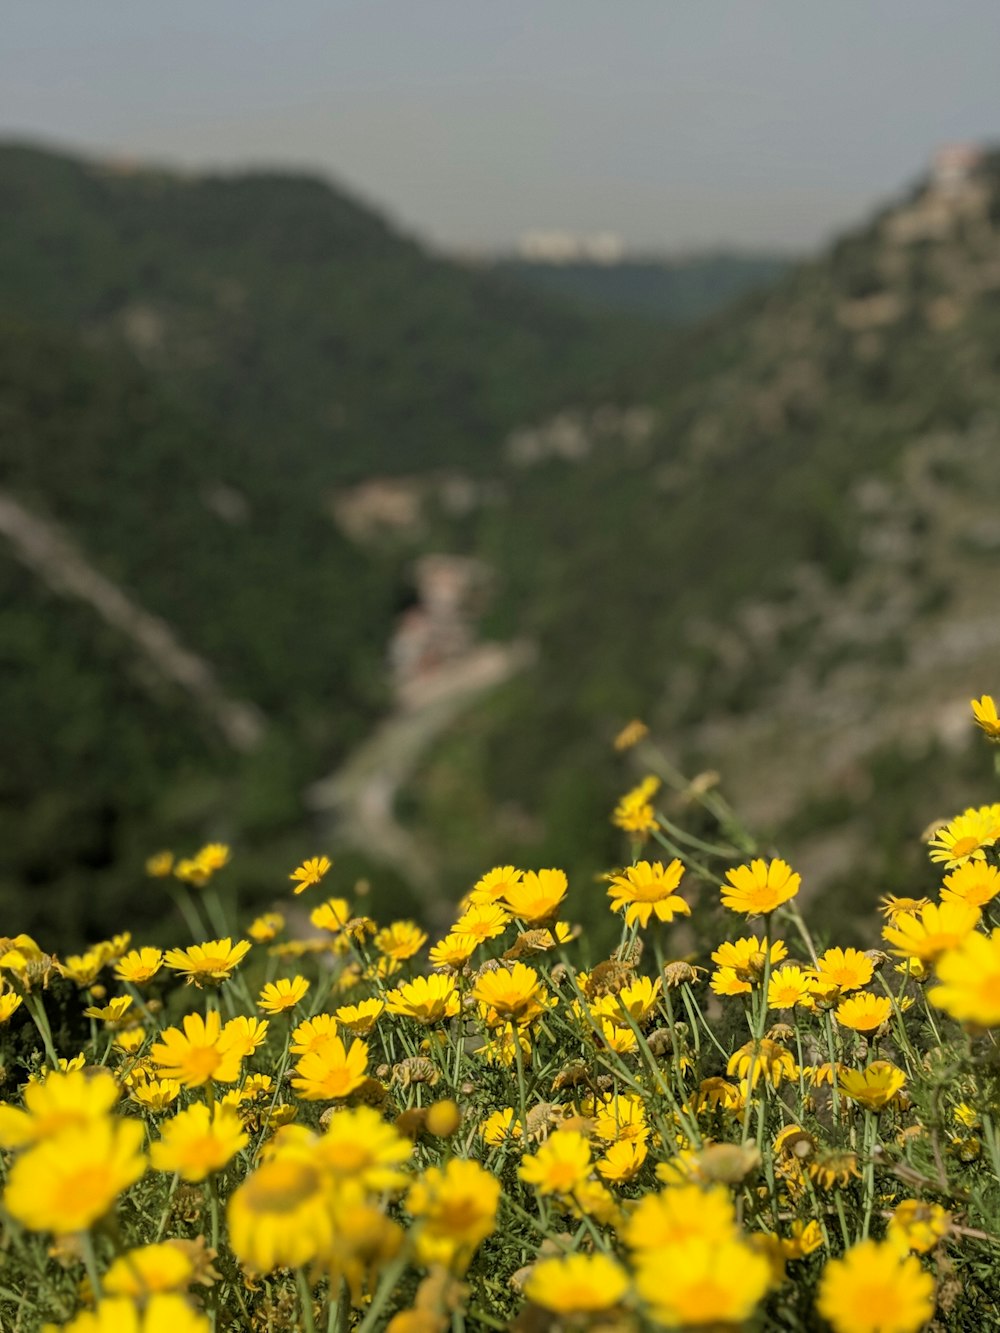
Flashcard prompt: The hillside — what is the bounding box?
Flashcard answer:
[5,140,1000,941]
[400,150,1000,930]
[0,143,666,939]
[0,142,650,482]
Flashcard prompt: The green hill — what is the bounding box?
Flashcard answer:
[405,153,1000,930]
[5,140,1000,942]
[0,143,665,938]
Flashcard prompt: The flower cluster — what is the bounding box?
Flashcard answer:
[0,697,999,1330]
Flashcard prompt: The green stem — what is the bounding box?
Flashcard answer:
[154,1173,180,1242]
[355,1251,410,1333]
[824,1012,843,1138]
[296,1268,317,1333]
[649,825,715,881]
[80,1230,103,1301]
[24,992,60,1069]
[860,1109,877,1240]
[740,937,773,1148]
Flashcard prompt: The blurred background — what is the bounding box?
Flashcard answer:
[3,2,1000,944]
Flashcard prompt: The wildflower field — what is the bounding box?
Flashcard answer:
[3,700,1000,1331]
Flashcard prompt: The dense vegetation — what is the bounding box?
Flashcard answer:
[4,140,1000,942]
[0,143,664,938]
[2,706,1000,1330]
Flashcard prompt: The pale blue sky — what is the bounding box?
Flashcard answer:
[4,2,1000,253]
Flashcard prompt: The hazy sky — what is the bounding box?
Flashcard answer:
[5,2,1000,255]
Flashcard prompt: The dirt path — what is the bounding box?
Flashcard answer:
[306,641,534,917]
[0,489,264,751]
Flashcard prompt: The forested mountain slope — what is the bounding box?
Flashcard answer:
[6,140,1000,941]
[406,152,1000,929]
[0,143,665,938]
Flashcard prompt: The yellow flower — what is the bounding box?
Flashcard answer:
[887,1200,951,1254]
[0,1068,120,1149]
[102,1239,213,1298]
[809,1149,861,1190]
[472,962,548,1026]
[524,1253,629,1314]
[407,1159,501,1273]
[197,843,230,872]
[310,897,351,933]
[595,1015,637,1054]
[953,1102,980,1129]
[727,1038,797,1088]
[882,900,980,963]
[591,1093,648,1146]
[228,1155,334,1273]
[781,1219,825,1260]
[816,946,874,993]
[612,775,661,834]
[477,1026,530,1066]
[221,1015,269,1058]
[634,1236,771,1327]
[291,1013,341,1059]
[145,851,175,878]
[58,949,106,987]
[175,844,230,888]
[467,865,523,906]
[839,1061,907,1111]
[879,895,932,921]
[374,920,428,961]
[453,902,511,941]
[0,934,48,990]
[150,1103,248,1182]
[767,965,816,1010]
[606,859,689,928]
[163,938,252,987]
[972,694,1000,741]
[519,1129,592,1196]
[42,1295,210,1333]
[816,1239,935,1333]
[150,1011,244,1087]
[335,998,385,1034]
[500,868,568,924]
[83,995,134,1025]
[691,1077,742,1113]
[4,1118,145,1234]
[721,858,800,915]
[930,926,1000,1026]
[291,1037,369,1100]
[596,1138,647,1182]
[130,1078,182,1112]
[0,992,22,1023]
[248,913,284,943]
[928,807,997,867]
[835,993,893,1032]
[940,860,1000,909]
[114,948,164,985]
[290,854,332,894]
[315,1105,411,1191]
[621,1183,737,1251]
[258,976,309,1014]
[428,933,479,970]
[385,974,460,1024]
[710,935,787,995]
[614,975,662,1024]
[480,1107,521,1145]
